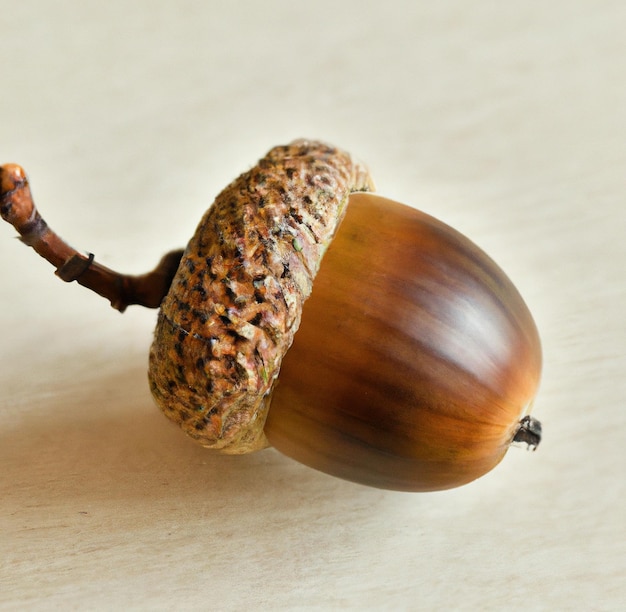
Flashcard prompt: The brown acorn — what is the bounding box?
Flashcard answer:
[0,140,542,492]
[266,193,542,491]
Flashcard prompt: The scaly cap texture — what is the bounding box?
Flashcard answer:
[149,140,374,453]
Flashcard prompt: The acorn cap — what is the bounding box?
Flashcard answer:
[148,140,374,453]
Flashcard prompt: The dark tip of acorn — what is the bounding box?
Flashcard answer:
[513,415,542,451]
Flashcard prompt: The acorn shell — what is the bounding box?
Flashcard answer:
[148,141,374,453]
[265,193,542,491]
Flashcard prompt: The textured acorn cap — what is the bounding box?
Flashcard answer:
[148,140,374,453]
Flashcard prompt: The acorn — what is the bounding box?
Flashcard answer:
[0,140,542,492]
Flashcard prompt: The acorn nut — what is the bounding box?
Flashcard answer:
[0,140,542,492]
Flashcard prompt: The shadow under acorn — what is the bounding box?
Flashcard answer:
[0,350,394,517]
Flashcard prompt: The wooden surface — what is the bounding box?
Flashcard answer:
[1,1,624,610]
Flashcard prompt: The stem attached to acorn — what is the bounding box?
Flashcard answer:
[0,164,182,312]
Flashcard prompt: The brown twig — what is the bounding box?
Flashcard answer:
[0,163,183,312]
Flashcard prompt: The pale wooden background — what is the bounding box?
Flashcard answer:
[1,1,624,610]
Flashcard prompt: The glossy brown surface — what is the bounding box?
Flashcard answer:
[265,193,542,491]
